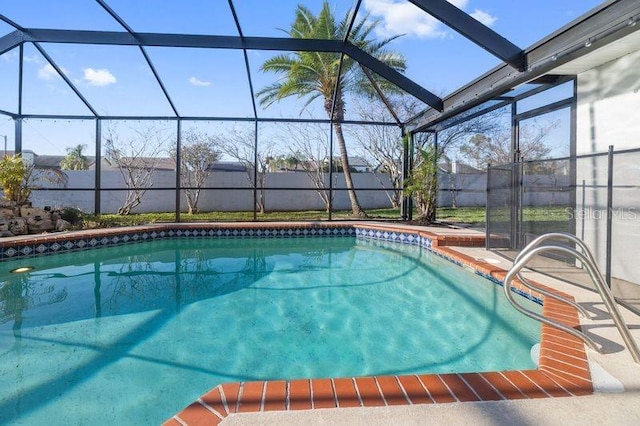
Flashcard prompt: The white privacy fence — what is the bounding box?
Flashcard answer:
[30,171,395,213]
[23,170,570,213]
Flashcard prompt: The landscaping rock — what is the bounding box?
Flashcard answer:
[27,217,55,234]
[55,219,71,232]
[0,204,75,236]
[21,207,51,219]
[8,218,28,235]
[0,208,15,220]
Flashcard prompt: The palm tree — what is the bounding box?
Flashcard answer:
[60,144,89,170]
[257,2,406,217]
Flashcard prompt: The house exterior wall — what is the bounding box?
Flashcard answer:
[576,48,640,286]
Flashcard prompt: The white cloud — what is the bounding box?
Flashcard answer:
[83,68,116,86]
[188,76,211,87]
[470,9,497,27]
[38,63,67,81]
[23,54,43,64]
[364,0,468,39]
[1,50,19,63]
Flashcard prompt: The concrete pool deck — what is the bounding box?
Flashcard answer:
[1,221,638,424]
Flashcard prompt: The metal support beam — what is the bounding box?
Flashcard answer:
[14,118,22,154]
[359,65,402,126]
[21,29,438,111]
[0,109,17,118]
[22,29,342,52]
[329,0,361,125]
[253,121,258,221]
[94,119,102,215]
[407,0,640,132]
[0,30,23,55]
[514,97,573,121]
[15,113,397,125]
[408,0,525,70]
[18,44,23,115]
[228,0,259,120]
[139,46,180,117]
[0,14,26,32]
[175,120,182,222]
[328,121,334,220]
[344,42,443,111]
[606,145,614,287]
[431,99,512,132]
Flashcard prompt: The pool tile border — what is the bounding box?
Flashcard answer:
[0,222,593,424]
[0,223,355,261]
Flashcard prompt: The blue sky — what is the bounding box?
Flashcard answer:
[0,0,602,156]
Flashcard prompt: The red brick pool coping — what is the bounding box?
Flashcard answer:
[0,222,593,424]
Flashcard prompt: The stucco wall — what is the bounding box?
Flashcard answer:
[576,49,640,285]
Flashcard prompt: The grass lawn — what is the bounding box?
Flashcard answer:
[78,206,570,229]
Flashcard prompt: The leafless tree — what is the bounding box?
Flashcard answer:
[172,129,222,214]
[350,100,404,208]
[275,122,331,211]
[219,127,274,214]
[408,105,504,221]
[351,96,502,218]
[104,123,173,215]
[459,118,558,170]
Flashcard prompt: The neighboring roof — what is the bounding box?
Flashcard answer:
[102,157,176,171]
[33,155,66,169]
[6,149,248,172]
[209,162,247,172]
[438,160,483,174]
[331,156,371,168]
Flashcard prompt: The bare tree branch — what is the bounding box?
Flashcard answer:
[219,126,274,214]
[104,123,173,215]
[274,122,331,211]
[171,129,221,214]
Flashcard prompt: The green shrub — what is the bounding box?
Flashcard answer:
[60,207,84,225]
[0,155,31,206]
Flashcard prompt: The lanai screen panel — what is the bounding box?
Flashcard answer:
[103,0,239,36]
[1,0,122,32]
[146,47,254,119]
[484,0,604,47]
[0,47,19,113]
[20,43,94,116]
[42,43,176,117]
[247,50,343,120]
[353,0,501,95]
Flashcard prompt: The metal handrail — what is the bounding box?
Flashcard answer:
[504,234,640,364]
[513,233,595,319]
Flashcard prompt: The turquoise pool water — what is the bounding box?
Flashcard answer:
[0,237,541,424]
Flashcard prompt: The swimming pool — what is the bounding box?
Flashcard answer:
[0,224,589,425]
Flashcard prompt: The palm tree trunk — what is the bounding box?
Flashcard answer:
[332,123,365,217]
[326,93,366,218]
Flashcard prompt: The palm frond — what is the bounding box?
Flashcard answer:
[260,54,298,73]
[257,0,408,114]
